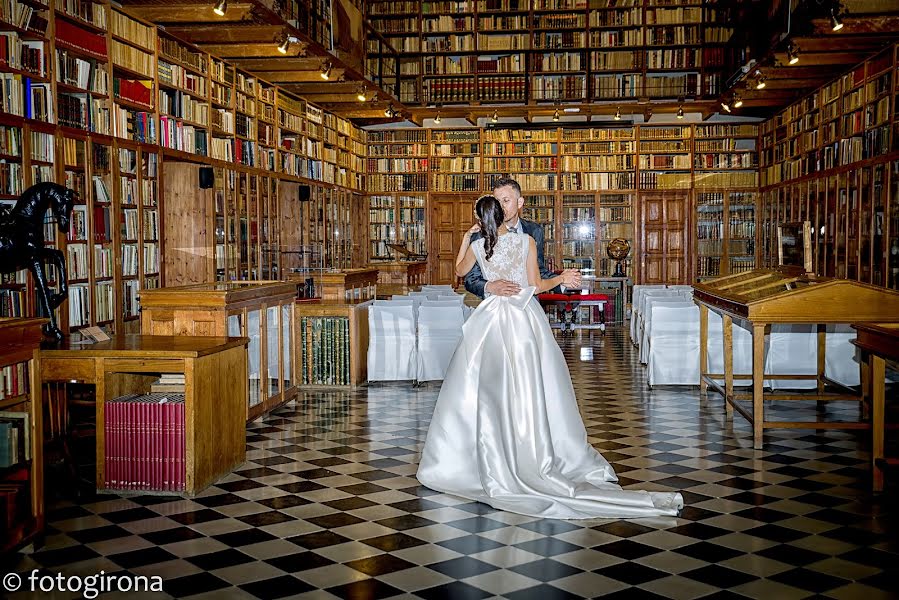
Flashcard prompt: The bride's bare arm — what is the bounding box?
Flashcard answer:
[455,224,479,277]
[526,237,579,293]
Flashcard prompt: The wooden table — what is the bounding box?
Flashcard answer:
[40,335,249,496]
[693,269,899,448]
[851,322,899,492]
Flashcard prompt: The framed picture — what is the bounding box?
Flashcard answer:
[777,221,812,273]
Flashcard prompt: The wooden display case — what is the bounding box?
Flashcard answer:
[0,318,45,553]
[319,268,379,302]
[376,261,427,297]
[139,281,297,420]
[295,301,369,388]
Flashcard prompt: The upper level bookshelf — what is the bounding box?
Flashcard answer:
[366,0,732,105]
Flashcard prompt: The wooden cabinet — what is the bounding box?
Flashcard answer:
[40,335,248,496]
[139,282,297,420]
[318,268,379,302]
[0,318,45,553]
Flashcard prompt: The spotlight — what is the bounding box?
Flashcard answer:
[614,106,621,120]
[491,110,498,123]
[552,109,560,122]
[787,44,800,65]
[384,104,394,117]
[212,0,226,16]
[755,77,766,90]
[643,107,652,122]
[277,35,290,54]
[733,93,743,108]
[676,105,684,119]
[831,7,843,31]
[720,99,731,113]
[434,111,441,124]
[320,61,332,80]
[357,85,367,102]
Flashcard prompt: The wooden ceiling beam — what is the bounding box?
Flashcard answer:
[162,25,283,44]
[191,43,306,58]
[810,15,899,35]
[123,3,254,23]
[229,57,332,71]
[790,36,892,52]
[768,52,872,67]
[251,70,346,83]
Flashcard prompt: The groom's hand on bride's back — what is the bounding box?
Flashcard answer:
[485,280,521,296]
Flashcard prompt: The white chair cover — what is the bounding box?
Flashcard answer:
[630,285,668,343]
[825,325,860,387]
[421,285,456,294]
[367,304,417,381]
[647,302,701,386]
[640,295,693,364]
[636,289,687,352]
[705,312,753,387]
[764,324,818,389]
[416,304,465,382]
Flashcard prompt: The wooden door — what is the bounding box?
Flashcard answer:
[430,194,475,285]
[638,192,690,284]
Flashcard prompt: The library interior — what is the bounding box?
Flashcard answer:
[2,0,899,598]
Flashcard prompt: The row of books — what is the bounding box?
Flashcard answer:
[300,317,351,386]
[103,393,185,492]
[0,411,30,468]
[0,363,26,400]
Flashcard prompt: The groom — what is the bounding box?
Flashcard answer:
[464,177,581,298]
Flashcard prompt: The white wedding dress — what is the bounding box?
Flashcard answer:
[417,232,684,519]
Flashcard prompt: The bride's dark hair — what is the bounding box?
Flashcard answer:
[475,194,505,261]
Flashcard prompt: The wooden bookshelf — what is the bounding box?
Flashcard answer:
[0,317,45,554]
[368,0,728,105]
[1,0,370,336]
[758,42,899,290]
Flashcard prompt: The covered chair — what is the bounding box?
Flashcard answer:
[416,303,465,382]
[646,302,701,386]
[367,303,417,381]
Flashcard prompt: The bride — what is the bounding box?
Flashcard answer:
[417,195,684,520]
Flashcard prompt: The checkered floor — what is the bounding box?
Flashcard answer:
[9,329,899,599]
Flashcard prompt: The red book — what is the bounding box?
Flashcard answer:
[176,401,185,491]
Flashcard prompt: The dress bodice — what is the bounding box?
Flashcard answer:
[473,232,530,289]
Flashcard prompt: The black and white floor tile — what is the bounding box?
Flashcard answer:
[8,329,899,599]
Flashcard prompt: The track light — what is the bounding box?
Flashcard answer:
[277,34,290,54]
[356,85,367,102]
[614,106,621,120]
[787,44,800,65]
[320,61,332,80]
[720,99,731,113]
[491,110,498,123]
[676,105,684,119]
[755,77,766,90]
[733,93,743,109]
[384,104,394,118]
[552,109,560,122]
[369,92,378,103]
[434,110,441,124]
[831,7,843,31]
[212,0,226,16]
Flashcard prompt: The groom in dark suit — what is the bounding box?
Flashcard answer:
[464,177,581,298]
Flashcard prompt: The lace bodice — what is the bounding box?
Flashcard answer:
[473,233,530,289]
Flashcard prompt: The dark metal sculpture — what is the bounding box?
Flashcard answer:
[0,182,76,339]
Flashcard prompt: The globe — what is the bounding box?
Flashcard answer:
[606,238,630,278]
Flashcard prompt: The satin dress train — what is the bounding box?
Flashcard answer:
[417,233,684,520]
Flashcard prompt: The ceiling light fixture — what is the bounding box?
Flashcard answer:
[552,109,560,122]
[320,61,332,80]
[831,7,843,31]
[434,111,441,124]
[787,43,800,65]
[277,34,290,54]
[720,99,731,113]
[212,0,226,16]
[385,104,394,118]
[676,105,684,119]
[755,77,766,90]
[491,110,498,123]
[733,93,743,108]
[614,106,621,120]
[356,85,367,102]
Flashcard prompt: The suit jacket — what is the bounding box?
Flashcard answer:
[463,217,560,298]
